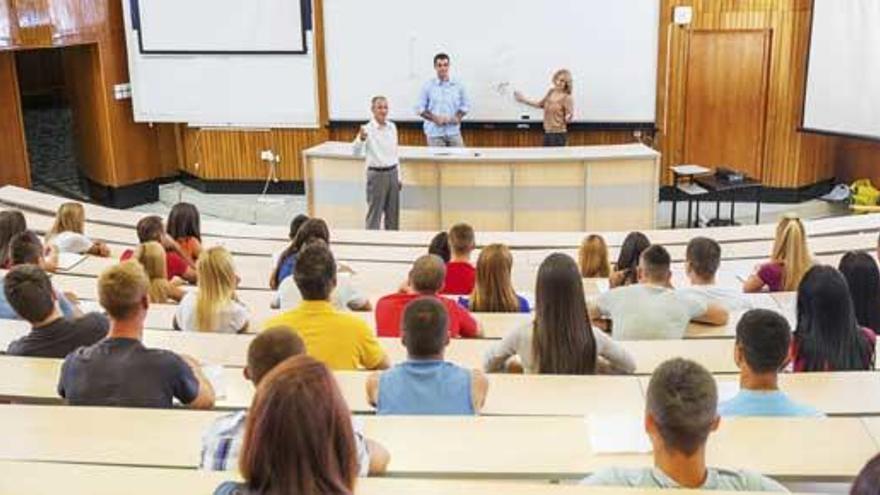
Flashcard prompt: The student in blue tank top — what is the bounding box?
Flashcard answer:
[719,309,823,417]
[367,297,488,415]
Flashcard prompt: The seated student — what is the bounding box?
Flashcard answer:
[0,231,78,320]
[592,245,728,340]
[610,231,650,288]
[743,214,812,293]
[0,210,27,269]
[720,309,822,417]
[121,216,196,283]
[45,202,110,257]
[57,261,215,409]
[166,202,203,262]
[839,251,880,334]
[428,231,451,263]
[134,241,185,304]
[269,216,321,291]
[4,264,108,358]
[375,254,480,338]
[679,237,753,312]
[579,234,611,279]
[277,270,370,312]
[201,327,390,475]
[368,297,488,415]
[441,222,476,295]
[262,242,389,371]
[583,358,787,491]
[213,355,366,495]
[852,453,880,495]
[460,243,530,313]
[791,265,875,372]
[484,253,635,375]
[175,246,250,334]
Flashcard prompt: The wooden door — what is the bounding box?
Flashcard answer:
[0,51,30,187]
[682,30,771,180]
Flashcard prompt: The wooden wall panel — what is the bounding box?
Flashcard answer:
[0,51,30,187]
[835,138,880,185]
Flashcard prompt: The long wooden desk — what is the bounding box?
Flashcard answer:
[0,461,821,495]
[0,404,873,480]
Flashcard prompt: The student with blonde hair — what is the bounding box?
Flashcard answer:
[514,69,574,147]
[175,246,250,333]
[46,202,110,256]
[743,214,812,293]
[134,241,185,304]
[579,234,611,279]
[462,243,530,313]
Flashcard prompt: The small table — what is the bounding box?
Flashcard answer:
[694,174,763,226]
[670,165,711,229]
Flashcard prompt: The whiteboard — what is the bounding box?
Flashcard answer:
[803,0,880,140]
[121,0,318,127]
[323,0,659,123]
[136,0,306,54]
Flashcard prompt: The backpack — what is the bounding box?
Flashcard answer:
[851,179,880,206]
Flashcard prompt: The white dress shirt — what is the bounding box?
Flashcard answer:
[353,118,399,169]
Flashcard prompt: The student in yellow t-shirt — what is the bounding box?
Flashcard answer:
[262,240,389,371]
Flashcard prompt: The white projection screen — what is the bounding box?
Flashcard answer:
[802,0,880,140]
[323,0,660,124]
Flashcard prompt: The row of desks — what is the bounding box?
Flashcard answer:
[2,353,880,417]
[3,184,879,248]
[0,403,876,480]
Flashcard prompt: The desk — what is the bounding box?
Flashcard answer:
[694,175,763,226]
[304,142,660,232]
[0,405,870,480]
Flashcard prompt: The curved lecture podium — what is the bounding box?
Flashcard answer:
[303,142,660,232]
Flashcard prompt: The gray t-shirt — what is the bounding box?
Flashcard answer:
[583,467,788,491]
[597,284,707,340]
[678,285,754,313]
[6,313,108,358]
[58,337,199,408]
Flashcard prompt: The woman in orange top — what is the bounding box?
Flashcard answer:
[167,202,202,263]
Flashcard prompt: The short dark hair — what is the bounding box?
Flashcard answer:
[288,214,309,240]
[4,264,55,322]
[136,216,164,243]
[646,358,718,456]
[686,237,721,280]
[402,297,449,358]
[247,327,306,385]
[428,232,451,263]
[736,309,791,373]
[10,230,43,266]
[294,241,336,301]
[433,53,450,65]
[640,244,671,280]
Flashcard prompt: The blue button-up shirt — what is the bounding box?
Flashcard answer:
[415,78,470,138]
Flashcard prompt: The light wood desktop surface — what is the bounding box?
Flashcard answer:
[0,404,872,480]
[0,461,819,495]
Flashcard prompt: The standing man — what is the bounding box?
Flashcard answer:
[416,53,469,147]
[354,96,400,231]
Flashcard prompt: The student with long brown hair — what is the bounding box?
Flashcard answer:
[579,234,611,279]
[483,253,635,374]
[0,210,28,269]
[463,243,530,313]
[743,214,812,293]
[269,217,325,290]
[134,241,184,304]
[45,202,110,257]
[166,202,203,262]
[610,231,650,288]
[213,355,360,495]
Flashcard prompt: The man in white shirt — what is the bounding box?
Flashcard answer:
[678,237,754,313]
[354,96,400,230]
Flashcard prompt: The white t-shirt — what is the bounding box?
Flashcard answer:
[175,291,250,334]
[277,272,366,311]
[677,285,754,313]
[48,231,93,254]
[353,119,399,169]
[597,284,708,340]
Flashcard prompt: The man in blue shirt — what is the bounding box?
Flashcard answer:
[416,53,470,147]
[0,231,78,320]
[719,309,823,417]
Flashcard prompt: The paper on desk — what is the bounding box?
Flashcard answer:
[77,300,104,315]
[202,364,227,400]
[716,380,740,403]
[56,252,85,271]
[587,415,652,454]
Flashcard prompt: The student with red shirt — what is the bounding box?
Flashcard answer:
[121,216,197,284]
[790,265,875,372]
[375,254,480,338]
[442,223,476,295]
